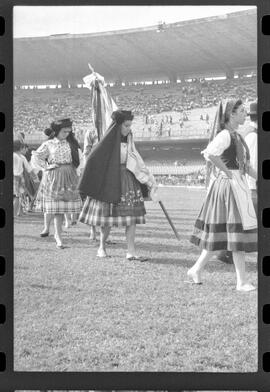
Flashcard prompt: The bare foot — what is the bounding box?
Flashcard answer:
[187,268,202,284]
[97,248,108,258]
[236,283,256,292]
[54,235,63,248]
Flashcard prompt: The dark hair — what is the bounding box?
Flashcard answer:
[111,110,134,124]
[66,131,80,168]
[44,118,74,138]
[232,99,243,113]
[44,127,54,138]
[13,139,23,152]
[224,99,243,124]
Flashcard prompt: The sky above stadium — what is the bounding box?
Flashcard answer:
[14,5,256,38]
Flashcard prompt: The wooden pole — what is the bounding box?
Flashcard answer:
[159,201,181,241]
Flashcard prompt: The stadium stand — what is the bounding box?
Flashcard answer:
[14,9,256,85]
[14,76,256,142]
[13,10,257,186]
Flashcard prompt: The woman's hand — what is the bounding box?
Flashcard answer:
[246,163,257,180]
[150,184,161,202]
[46,163,59,171]
[208,155,233,180]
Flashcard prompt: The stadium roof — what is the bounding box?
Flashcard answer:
[14,9,256,85]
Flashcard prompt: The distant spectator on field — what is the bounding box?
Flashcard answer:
[166,125,171,137]
[13,140,38,217]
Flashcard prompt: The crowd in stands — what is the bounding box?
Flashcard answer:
[109,76,257,114]
[14,76,257,140]
[155,168,206,186]
[13,76,256,188]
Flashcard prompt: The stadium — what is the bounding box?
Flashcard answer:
[14,8,257,185]
[14,7,258,373]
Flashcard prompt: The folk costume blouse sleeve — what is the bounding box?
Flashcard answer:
[31,139,72,170]
[31,142,50,170]
[202,130,231,161]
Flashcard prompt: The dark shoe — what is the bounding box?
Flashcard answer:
[56,244,65,249]
[126,255,148,262]
[106,240,117,245]
[40,232,49,237]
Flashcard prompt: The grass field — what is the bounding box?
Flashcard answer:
[14,187,257,372]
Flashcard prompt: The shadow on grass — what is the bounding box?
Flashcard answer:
[15,247,55,253]
[144,255,257,273]
[14,234,55,243]
[14,214,43,222]
[146,212,198,221]
[28,283,84,291]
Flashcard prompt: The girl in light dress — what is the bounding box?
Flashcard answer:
[32,119,82,248]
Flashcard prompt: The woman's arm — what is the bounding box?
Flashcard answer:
[31,142,49,170]
[246,163,257,180]
[208,155,233,179]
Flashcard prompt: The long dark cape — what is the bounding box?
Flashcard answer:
[78,121,122,203]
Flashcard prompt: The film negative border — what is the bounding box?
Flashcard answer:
[260,0,270,384]
[0,0,270,390]
[0,0,12,386]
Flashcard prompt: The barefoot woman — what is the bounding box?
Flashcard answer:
[188,100,257,291]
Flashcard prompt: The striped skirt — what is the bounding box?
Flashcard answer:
[190,174,257,252]
[35,164,82,214]
[79,166,146,227]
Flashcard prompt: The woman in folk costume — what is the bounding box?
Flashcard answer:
[13,139,39,216]
[78,109,159,260]
[32,119,82,248]
[188,99,257,292]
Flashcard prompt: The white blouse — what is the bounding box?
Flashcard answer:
[202,129,231,161]
[31,138,72,170]
[120,143,128,164]
[245,131,257,190]
[13,153,33,176]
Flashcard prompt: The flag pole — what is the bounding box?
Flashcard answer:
[158,201,181,241]
[88,63,95,73]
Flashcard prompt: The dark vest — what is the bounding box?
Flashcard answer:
[220,133,239,169]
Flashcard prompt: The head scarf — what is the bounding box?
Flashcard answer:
[78,110,134,203]
[205,100,250,186]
